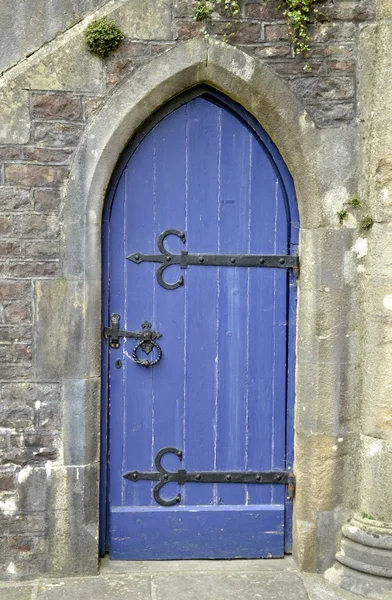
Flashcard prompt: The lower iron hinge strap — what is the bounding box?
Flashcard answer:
[123,447,295,507]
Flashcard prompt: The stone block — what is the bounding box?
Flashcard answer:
[265,24,290,42]
[62,378,100,466]
[7,261,59,278]
[207,22,262,44]
[0,147,21,160]
[23,147,73,164]
[37,575,150,600]
[0,86,30,145]
[306,101,355,127]
[173,20,203,41]
[31,94,83,121]
[110,0,172,40]
[0,402,35,431]
[0,242,22,259]
[0,364,32,381]
[0,470,16,492]
[3,302,32,325]
[13,215,59,239]
[245,2,283,19]
[0,584,34,599]
[33,122,84,148]
[312,22,357,43]
[10,29,103,94]
[290,76,355,103]
[0,188,31,211]
[23,241,59,259]
[4,165,68,187]
[2,382,59,404]
[45,465,99,576]
[0,217,12,237]
[360,435,392,523]
[299,228,356,291]
[0,325,32,343]
[33,279,101,380]
[248,44,292,59]
[0,281,31,301]
[326,0,375,21]
[33,190,61,213]
[151,571,308,600]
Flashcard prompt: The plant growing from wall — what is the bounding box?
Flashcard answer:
[360,215,374,231]
[348,197,362,209]
[193,0,320,57]
[337,208,348,224]
[85,17,125,58]
[337,198,374,232]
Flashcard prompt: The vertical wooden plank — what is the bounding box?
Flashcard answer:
[216,110,250,506]
[247,138,284,506]
[123,136,156,507]
[152,108,187,503]
[108,175,126,509]
[270,183,289,506]
[184,98,220,506]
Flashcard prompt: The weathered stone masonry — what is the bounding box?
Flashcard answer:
[1,0,392,595]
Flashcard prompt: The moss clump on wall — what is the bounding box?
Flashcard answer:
[85,17,125,58]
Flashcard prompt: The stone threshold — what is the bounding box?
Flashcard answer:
[0,557,364,600]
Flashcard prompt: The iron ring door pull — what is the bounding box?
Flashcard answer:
[103,315,162,367]
[132,335,162,368]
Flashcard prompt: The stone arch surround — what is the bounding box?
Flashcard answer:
[34,38,360,576]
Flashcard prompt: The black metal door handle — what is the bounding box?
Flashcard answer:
[103,315,162,368]
[131,331,163,368]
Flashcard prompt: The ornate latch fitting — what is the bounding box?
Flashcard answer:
[103,314,162,368]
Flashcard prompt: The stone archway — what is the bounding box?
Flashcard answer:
[35,37,359,575]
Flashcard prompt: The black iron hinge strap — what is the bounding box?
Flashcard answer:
[123,447,295,507]
[127,229,299,290]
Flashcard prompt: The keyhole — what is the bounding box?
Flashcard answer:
[115,359,122,369]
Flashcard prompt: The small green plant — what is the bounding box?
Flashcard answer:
[85,17,125,58]
[349,197,362,209]
[194,0,214,20]
[362,512,375,520]
[193,0,323,61]
[337,208,348,224]
[279,0,319,57]
[193,0,240,22]
[360,215,374,231]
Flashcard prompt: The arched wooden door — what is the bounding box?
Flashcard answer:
[101,87,299,560]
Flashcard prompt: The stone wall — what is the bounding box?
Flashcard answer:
[0,0,380,584]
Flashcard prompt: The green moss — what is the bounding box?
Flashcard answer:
[337,208,348,224]
[85,18,125,58]
[360,215,374,231]
[362,512,375,520]
[348,197,362,209]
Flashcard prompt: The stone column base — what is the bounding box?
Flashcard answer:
[325,515,392,597]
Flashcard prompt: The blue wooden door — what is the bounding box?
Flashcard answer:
[103,89,298,560]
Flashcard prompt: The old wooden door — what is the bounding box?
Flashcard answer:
[102,87,298,560]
